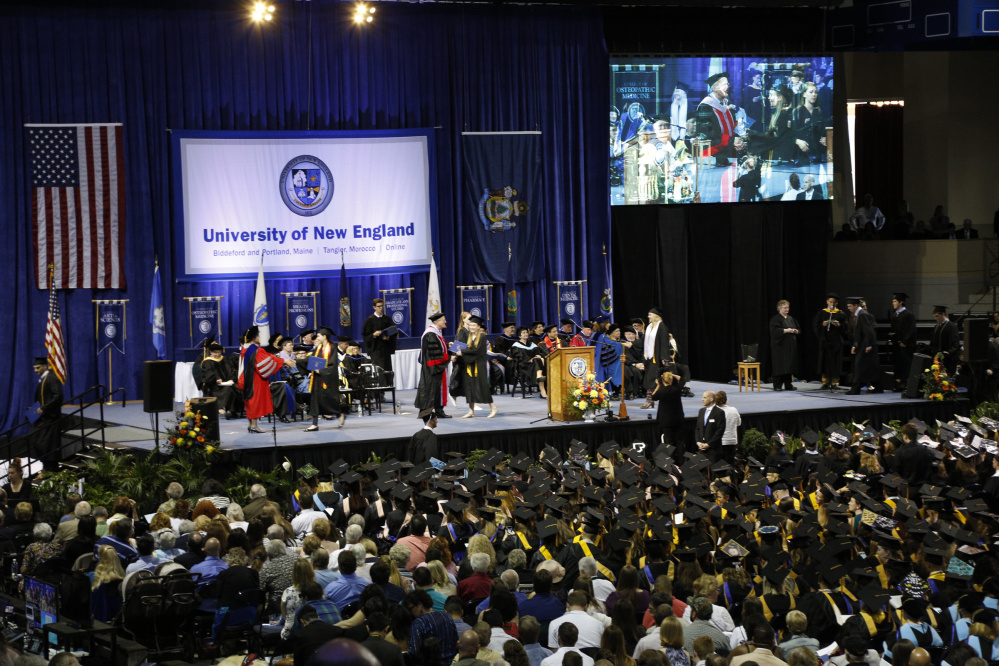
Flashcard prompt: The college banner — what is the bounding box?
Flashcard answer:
[172,129,435,280]
[96,301,125,354]
[556,282,584,324]
[462,132,543,284]
[189,297,220,346]
[286,294,318,340]
[459,286,490,332]
[382,289,413,337]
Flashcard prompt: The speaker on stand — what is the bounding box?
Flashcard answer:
[903,353,933,399]
[143,360,175,448]
[189,397,220,443]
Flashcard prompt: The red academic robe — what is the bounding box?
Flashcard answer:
[238,343,283,419]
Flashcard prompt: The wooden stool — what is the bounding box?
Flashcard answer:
[737,362,761,392]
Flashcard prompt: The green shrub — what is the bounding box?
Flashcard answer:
[738,429,771,462]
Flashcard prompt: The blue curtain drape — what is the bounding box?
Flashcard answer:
[0,2,610,430]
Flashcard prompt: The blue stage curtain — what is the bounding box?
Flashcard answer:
[0,2,609,430]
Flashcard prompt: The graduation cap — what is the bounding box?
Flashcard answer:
[893,498,918,519]
[328,459,350,477]
[537,518,558,540]
[597,440,620,459]
[907,418,929,434]
[621,446,646,464]
[705,71,730,86]
[947,486,971,502]
[616,491,644,509]
[443,498,469,514]
[374,477,396,493]
[582,485,607,504]
[512,506,536,522]
[338,470,362,484]
[419,488,442,502]
[720,540,750,559]
[932,305,948,314]
[647,514,673,542]
[544,495,568,514]
[618,512,642,532]
[407,463,435,483]
[586,467,610,482]
[615,464,640,487]
[509,452,532,473]
[297,463,320,480]
[686,453,712,472]
[463,472,488,492]
[652,495,676,514]
[857,584,889,612]
[880,473,905,491]
[392,485,414,501]
[762,561,791,587]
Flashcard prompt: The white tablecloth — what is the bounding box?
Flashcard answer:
[174,361,203,403]
[393,349,422,390]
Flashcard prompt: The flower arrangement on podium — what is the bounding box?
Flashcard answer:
[569,373,611,420]
[163,402,221,456]
[922,353,958,401]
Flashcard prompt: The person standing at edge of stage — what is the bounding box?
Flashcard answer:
[640,308,670,410]
[769,300,800,392]
[888,292,917,392]
[415,312,453,418]
[238,326,295,434]
[32,356,63,470]
[408,408,440,464]
[362,298,397,373]
[845,296,883,394]
[303,326,347,432]
[455,315,498,419]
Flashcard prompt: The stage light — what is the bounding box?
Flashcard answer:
[252,2,275,22]
[354,2,374,24]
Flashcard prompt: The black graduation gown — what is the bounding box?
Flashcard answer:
[889,309,917,383]
[491,334,518,387]
[624,342,646,395]
[750,106,794,162]
[361,313,397,371]
[642,322,671,392]
[414,327,449,411]
[449,329,469,399]
[33,371,63,461]
[984,472,999,513]
[733,167,762,202]
[407,427,438,464]
[851,309,881,388]
[201,356,243,413]
[652,382,684,428]
[930,319,961,374]
[769,314,800,376]
[812,308,848,380]
[461,334,491,404]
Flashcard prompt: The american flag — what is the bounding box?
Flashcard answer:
[28,123,126,290]
[45,272,67,384]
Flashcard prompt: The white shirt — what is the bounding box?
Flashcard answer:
[633,631,663,659]
[548,610,606,649]
[487,627,514,653]
[682,603,735,634]
[719,405,742,446]
[591,578,616,605]
[540,647,595,666]
[290,509,325,538]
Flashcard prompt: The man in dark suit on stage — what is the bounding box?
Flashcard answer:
[694,390,726,462]
[959,219,979,240]
[929,305,961,374]
[795,174,824,201]
[32,356,63,469]
[888,292,917,391]
[845,297,882,394]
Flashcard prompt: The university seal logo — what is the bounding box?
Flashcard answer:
[199,320,212,334]
[105,324,117,339]
[280,155,334,216]
[295,315,308,329]
[568,357,588,379]
[477,185,530,232]
[392,311,404,325]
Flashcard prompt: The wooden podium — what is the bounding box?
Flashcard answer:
[547,347,595,422]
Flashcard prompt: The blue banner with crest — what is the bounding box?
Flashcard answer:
[287,294,316,341]
[97,302,125,354]
[190,298,220,346]
[557,283,583,325]
[460,287,490,332]
[383,290,412,338]
[462,132,543,284]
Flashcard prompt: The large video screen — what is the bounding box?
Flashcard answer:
[610,57,834,205]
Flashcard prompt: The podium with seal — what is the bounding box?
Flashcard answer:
[547,347,596,422]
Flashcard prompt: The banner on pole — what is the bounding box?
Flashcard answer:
[285,293,318,340]
[382,289,413,337]
[459,286,491,332]
[96,301,126,354]
[189,297,221,347]
[556,282,584,325]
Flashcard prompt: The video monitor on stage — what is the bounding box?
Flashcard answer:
[609,56,834,205]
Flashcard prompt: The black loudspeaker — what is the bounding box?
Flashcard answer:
[904,353,933,399]
[964,318,989,362]
[188,396,221,442]
[143,360,175,413]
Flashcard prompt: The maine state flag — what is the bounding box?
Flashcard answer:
[462,132,543,284]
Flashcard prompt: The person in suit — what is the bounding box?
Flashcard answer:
[795,174,824,200]
[694,391,726,462]
[32,356,63,469]
[959,219,979,240]
[929,305,961,374]
[845,297,882,394]
[888,292,917,391]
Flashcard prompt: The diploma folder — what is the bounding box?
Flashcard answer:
[26,403,41,425]
[449,341,468,353]
[382,325,399,337]
[307,356,328,372]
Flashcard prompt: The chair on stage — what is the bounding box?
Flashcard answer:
[362,363,397,414]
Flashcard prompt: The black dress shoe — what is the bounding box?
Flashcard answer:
[279,416,291,423]
[436,412,452,419]
[784,386,797,391]
[845,389,861,395]
[773,387,783,392]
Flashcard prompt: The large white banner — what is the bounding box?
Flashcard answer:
[172,130,435,281]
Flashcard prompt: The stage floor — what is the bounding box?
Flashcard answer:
[74,379,935,455]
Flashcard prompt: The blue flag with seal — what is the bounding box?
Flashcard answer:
[462,132,543,283]
[98,302,125,354]
[383,291,411,337]
[191,298,219,346]
[339,257,351,329]
[558,284,582,324]
[287,295,316,340]
[601,244,613,316]
[504,251,518,325]
[460,287,490,331]
[150,263,166,359]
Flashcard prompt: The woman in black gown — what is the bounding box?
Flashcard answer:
[769,299,800,391]
[455,316,497,418]
[652,370,685,449]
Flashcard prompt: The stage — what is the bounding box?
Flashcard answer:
[70,379,969,471]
